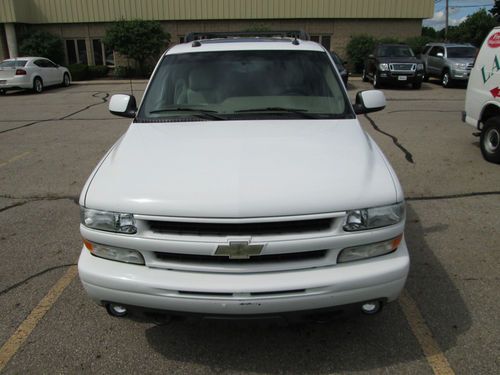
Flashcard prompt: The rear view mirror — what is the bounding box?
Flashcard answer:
[109,94,137,118]
[353,90,386,114]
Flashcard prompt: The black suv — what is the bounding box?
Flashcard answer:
[362,44,424,89]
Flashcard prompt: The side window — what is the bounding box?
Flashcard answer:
[33,59,45,67]
[429,47,442,57]
[44,60,57,68]
[422,46,431,55]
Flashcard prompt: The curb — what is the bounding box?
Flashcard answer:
[71,79,148,85]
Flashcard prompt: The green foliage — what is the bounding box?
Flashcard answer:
[104,19,170,76]
[88,65,109,78]
[490,0,500,18]
[346,35,377,73]
[68,64,89,81]
[422,26,438,39]
[404,36,435,56]
[377,37,401,44]
[113,66,136,78]
[447,9,498,47]
[19,31,64,64]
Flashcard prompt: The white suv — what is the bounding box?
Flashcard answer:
[78,32,409,321]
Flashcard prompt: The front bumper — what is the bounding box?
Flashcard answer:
[450,69,471,81]
[378,71,423,84]
[78,238,409,316]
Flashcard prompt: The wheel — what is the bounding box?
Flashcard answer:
[33,77,43,93]
[422,67,429,82]
[480,117,500,163]
[412,81,422,89]
[442,71,452,88]
[62,73,70,87]
[373,72,381,88]
[0,89,5,95]
[362,68,369,82]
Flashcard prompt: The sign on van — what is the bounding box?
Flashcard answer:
[487,32,500,48]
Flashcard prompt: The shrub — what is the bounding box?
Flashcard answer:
[68,64,89,81]
[104,20,170,76]
[88,65,109,78]
[405,36,435,56]
[346,35,377,73]
[113,66,136,78]
[19,31,64,64]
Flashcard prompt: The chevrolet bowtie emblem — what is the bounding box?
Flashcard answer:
[215,241,264,259]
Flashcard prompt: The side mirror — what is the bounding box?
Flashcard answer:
[368,54,375,59]
[109,94,137,118]
[353,90,386,114]
[436,52,444,58]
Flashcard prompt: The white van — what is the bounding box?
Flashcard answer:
[464,27,500,163]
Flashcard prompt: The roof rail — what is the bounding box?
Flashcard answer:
[185,30,310,43]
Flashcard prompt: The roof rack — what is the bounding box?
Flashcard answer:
[185,30,310,43]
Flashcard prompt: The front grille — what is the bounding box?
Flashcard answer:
[154,249,328,264]
[148,218,332,236]
[390,63,415,71]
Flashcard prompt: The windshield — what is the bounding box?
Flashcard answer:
[0,60,27,68]
[447,47,476,58]
[378,46,414,57]
[138,50,351,121]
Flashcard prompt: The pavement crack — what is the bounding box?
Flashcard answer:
[0,91,110,135]
[0,195,79,210]
[406,191,500,201]
[0,263,77,297]
[364,114,414,163]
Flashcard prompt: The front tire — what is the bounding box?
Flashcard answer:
[480,118,500,164]
[33,77,43,93]
[62,73,70,87]
[373,72,381,88]
[442,71,452,88]
[362,69,369,82]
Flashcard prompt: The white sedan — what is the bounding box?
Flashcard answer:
[0,57,71,94]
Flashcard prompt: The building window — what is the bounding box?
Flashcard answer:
[65,39,88,64]
[66,40,77,64]
[92,39,103,65]
[179,36,185,44]
[310,35,332,51]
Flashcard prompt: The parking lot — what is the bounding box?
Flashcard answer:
[0,78,498,374]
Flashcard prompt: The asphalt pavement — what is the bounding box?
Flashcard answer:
[0,78,498,374]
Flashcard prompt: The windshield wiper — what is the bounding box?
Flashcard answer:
[149,107,225,120]
[235,107,321,119]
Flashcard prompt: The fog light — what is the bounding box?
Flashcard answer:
[361,301,382,315]
[107,303,128,317]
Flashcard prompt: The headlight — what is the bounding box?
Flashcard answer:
[343,202,405,231]
[83,240,145,265]
[337,235,402,263]
[453,63,467,70]
[417,63,424,70]
[378,63,389,71]
[81,207,137,234]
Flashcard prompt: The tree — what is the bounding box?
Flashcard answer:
[104,20,170,76]
[346,35,377,73]
[422,26,437,39]
[490,0,500,18]
[19,31,64,64]
[446,9,498,47]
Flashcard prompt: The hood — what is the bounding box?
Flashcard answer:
[83,120,400,218]
[447,57,474,65]
[378,56,421,64]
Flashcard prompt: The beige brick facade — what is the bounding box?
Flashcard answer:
[25,18,422,68]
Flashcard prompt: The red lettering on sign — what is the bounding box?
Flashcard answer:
[488,32,500,48]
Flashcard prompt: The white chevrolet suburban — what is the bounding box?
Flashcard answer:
[78,31,409,321]
[464,27,500,164]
